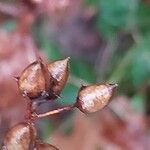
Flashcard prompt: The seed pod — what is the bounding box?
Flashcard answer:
[76,83,118,113]
[48,58,69,98]
[18,59,52,99]
[2,122,37,150]
[35,140,59,150]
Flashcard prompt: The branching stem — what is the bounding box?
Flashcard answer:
[34,105,75,119]
[26,100,33,124]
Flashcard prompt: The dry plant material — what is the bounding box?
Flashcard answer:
[76,83,118,113]
[2,57,118,149]
[0,28,43,146]
[0,29,39,109]
[18,57,69,100]
[48,58,69,99]
[18,59,51,99]
[35,140,59,150]
[35,105,74,118]
[2,123,37,150]
[50,99,149,150]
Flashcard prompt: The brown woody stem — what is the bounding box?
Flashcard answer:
[35,105,75,119]
[26,100,33,123]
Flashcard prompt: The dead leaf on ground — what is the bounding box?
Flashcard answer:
[0,29,44,146]
[50,97,150,150]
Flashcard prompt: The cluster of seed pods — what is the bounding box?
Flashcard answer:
[2,58,117,150]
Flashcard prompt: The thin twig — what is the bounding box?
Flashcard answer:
[26,99,33,124]
[35,105,75,119]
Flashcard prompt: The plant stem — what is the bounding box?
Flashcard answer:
[26,100,33,124]
[35,105,75,119]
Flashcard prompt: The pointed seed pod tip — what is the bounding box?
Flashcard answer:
[47,57,70,99]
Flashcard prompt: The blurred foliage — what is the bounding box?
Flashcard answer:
[85,0,150,98]
[109,35,150,87]
[97,0,139,38]
[0,20,16,31]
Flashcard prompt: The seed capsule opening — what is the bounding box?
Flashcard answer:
[18,59,51,100]
[47,57,69,99]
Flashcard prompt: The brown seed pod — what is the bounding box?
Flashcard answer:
[2,122,37,150]
[18,59,52,99]
[35,140,59,150]
[76,83,118,113]
[48,57,69,98]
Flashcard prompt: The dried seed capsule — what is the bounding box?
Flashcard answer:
[18,59,52,99]
[76,83,118,113]
[2,122,37,150]
[35,140,59,150]
[48,58,69,98]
